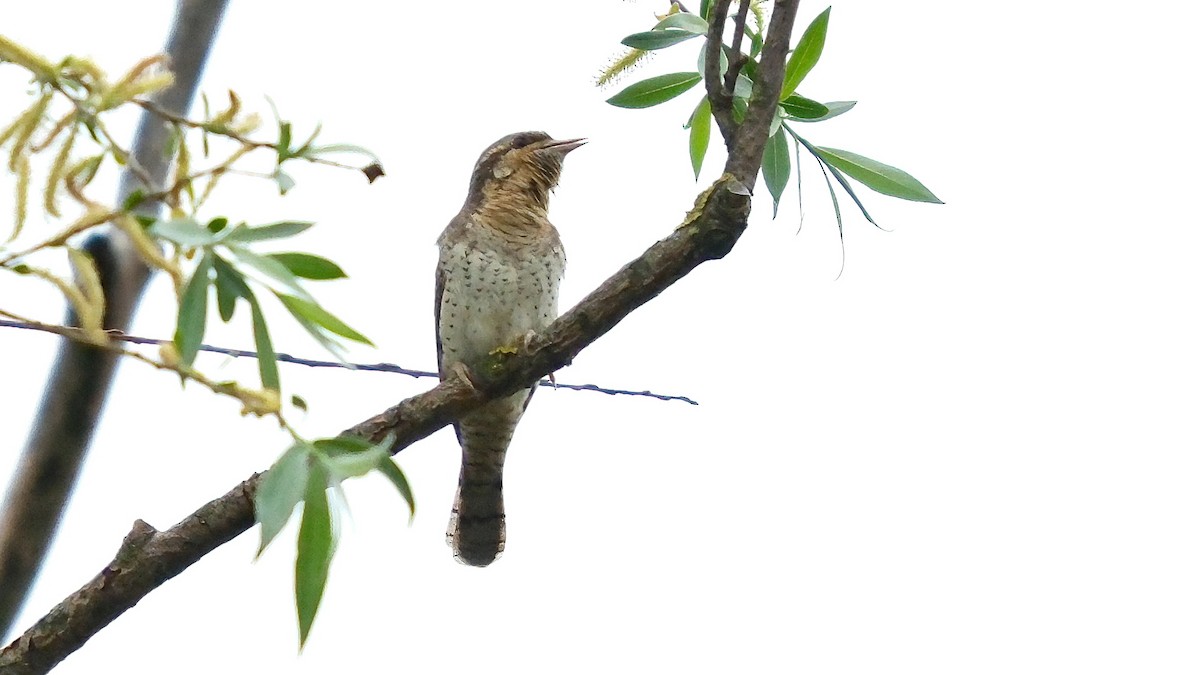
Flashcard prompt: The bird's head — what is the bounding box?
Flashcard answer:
[466,131,586,217]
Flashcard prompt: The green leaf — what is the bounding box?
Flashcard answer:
[653,12,710,34]
[316,436,389,481]
[377,457,415,522]
[606,72,702,109]
[247,292,281,391]
[121,189,146,211]
[700,0,712,20]
[174,252,212,368]
[277,294,373,346]
[793,100,857,123]
[212,254,251,322]
[256,443,310,555]
[206,216,229,234]
[150,217,216,246]
[275,170,296,195]
[779,94,830,120]
[780,7,831,100]
[296,466,334,648]
[621,29,700,51]
[761,129,791,218]
[814,147,943,203]
[268,252,347,280]
[733,73,753,99]
[227,245,313,300]
[277,121,292,163]
[313,436,373,453]
[688,98,711,180]
[823,161,880,229]
[299,143,380,163]
[291,395,308,412]
[224,221,314,243]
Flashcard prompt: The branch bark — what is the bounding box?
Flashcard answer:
[0,1,801,670]
[0,0,230,639]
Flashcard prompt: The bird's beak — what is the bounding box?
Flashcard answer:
[539,137,587,155]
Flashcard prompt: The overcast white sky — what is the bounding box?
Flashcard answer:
[2,1,1199,673]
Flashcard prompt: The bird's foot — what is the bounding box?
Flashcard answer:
[447,361,477,390]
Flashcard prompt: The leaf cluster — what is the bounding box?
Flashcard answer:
[603,2,942,243]
[255,433,413,646]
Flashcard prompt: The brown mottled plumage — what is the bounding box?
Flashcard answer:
[436,131,584,566]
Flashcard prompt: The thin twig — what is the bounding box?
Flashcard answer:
[704,0,737,146]
[723,0,753,94]
[0,319,699,405]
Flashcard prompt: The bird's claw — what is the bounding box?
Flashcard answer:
[448,362,477,390]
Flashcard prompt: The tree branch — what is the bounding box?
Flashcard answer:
[0,0,229,638]
[726,0,799,186]
[722,0,752,95]
[0,2,800,669]
[704,0,736,146]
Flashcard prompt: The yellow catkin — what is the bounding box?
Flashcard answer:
[10,154,30,242]
[0,35,56,81]
[101,55,169,109]
[67,247,107,341]
[7,92,52,170]
[596,48,652,88]
[44,124,78,217]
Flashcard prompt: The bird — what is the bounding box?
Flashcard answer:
[435,131,584,566]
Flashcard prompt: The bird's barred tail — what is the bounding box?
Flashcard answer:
[447,394,527,566]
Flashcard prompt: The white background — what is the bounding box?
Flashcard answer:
[2,1,1198,673]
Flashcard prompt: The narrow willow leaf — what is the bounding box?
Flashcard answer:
[227,245,313,300]
[621,29,700,51]
[277,120,292,164]
[688,98,711,180]
[277,294,373,346]
[150,217,217,246]
[821,159,879,228]
[291,395,308,412]
[779,94,829,120]
[301,143,380,163]
[793,100,857,123]
[815,147,943,203]
[256,443,310,555]
[174,252,213,368]
[313,436,374,454]
[275,170,296,195]
[780,7,831,100]
[247,292,281,391]
[792,131,847,271]
[761,129,791,218]
[224,220,314,243]
[318,439,388,481]
[700,0,712,20]
[268,252,347,280]
[654,12,709,34]
[377,457,415,521]
[206,216,229,233]
[212,254,248,322]
[606,72,702,109]
[296,467,333,648]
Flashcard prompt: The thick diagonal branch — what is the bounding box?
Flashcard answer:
[0,0,230,638]
[0,2,800,671]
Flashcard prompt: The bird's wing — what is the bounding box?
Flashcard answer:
[434,259,446,378]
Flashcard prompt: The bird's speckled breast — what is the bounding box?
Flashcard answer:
[437,218,565,371]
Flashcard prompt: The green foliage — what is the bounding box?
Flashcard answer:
[601,3,941,232]
[254,433,411,647]
[606,72,702,109]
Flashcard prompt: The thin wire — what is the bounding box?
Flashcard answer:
[0,318,699,405]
